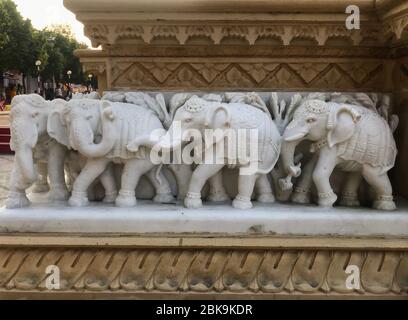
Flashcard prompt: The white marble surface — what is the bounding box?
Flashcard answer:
[0,193,407,236]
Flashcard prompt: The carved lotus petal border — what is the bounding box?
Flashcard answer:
[0,248,407,296]
[83,23,387,48]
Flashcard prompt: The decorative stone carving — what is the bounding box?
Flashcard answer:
[5,0,401,301]
[102,91,230,202]
[54,98,174,207]
[81,61,106,75]
[280,99,397,210]
[7,91,399,211]
[142,95,282,209]
[83,23,386,48]
[0,247,406,296]
[383,12,408,41]
[275,93,399,207]
[109,60,386,91]
[6,95,70,208]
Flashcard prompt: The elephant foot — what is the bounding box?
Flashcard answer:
[153,192,175,204]
[373,196,396,211]
[184,192,203,209]
[103,191,118,204]
[6,192,30,209]
[207,190,230,203]
[317,191,337,208]
[47,186,70,202]
[232,195,253,209]
[115,191,137,208]
[69,192,89,207]
[291,188,312,204]
[32,182,50,193]
[339,193,360,207]
[256,192,275,204]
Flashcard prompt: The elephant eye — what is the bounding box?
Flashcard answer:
[184,118,193,123]
[32,111,40,118]
[86,115,93,120]
[307,117,317,124]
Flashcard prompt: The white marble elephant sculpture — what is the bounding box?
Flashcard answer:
[47,104,119,203]
[277,93,399,208]
[129,95,282,209]
[53,98,174,207]
[119,92,232,202]
[6,95,70,209]
[280,99,397,211]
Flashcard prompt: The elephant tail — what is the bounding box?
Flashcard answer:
[240,141,282,176]
[155,164,163,185]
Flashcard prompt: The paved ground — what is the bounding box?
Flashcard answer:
[0,155,14,207]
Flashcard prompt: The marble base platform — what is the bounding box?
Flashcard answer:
[0,193,407,237]
[1,193,407,299]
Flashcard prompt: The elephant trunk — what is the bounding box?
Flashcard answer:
[11,119,39,186]
[70,119,117,158]
[15,147,38,186]
[157,129,182,152]
[280,140,302,177]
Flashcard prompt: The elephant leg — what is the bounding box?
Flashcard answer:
[100,164,118,203]
[146,167,174,204]
[116,159,155,208]
[169,164,193,200]
[64,153,80,192]
[291,155,318,205]
[362,165,396,211]
[255,175,275,203]
[184,164,225,209]
[313,148,338,208]
[207,171,230,202]
[339,171,362,207]
[32,162,49,193]
[47,142,70,201]
[69,158,110,207]
[233,174,259,209]
[6,165,31,209]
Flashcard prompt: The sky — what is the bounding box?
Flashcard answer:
[12,0,91,47]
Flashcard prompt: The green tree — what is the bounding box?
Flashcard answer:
[0,1,87,91]
[38,25,87,85]
[0,0,11,49]
[0,0,37,79]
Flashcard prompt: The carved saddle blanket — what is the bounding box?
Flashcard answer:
[337,110,397,172]
[107,103,163,161]
[228,103,280,165]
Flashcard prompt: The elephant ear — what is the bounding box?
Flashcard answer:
[100,101,117,122]
[204,105,232,148]
[47,107,70,148]
[327,104,362,148]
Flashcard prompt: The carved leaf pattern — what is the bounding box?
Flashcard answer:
[0,249,406,296]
